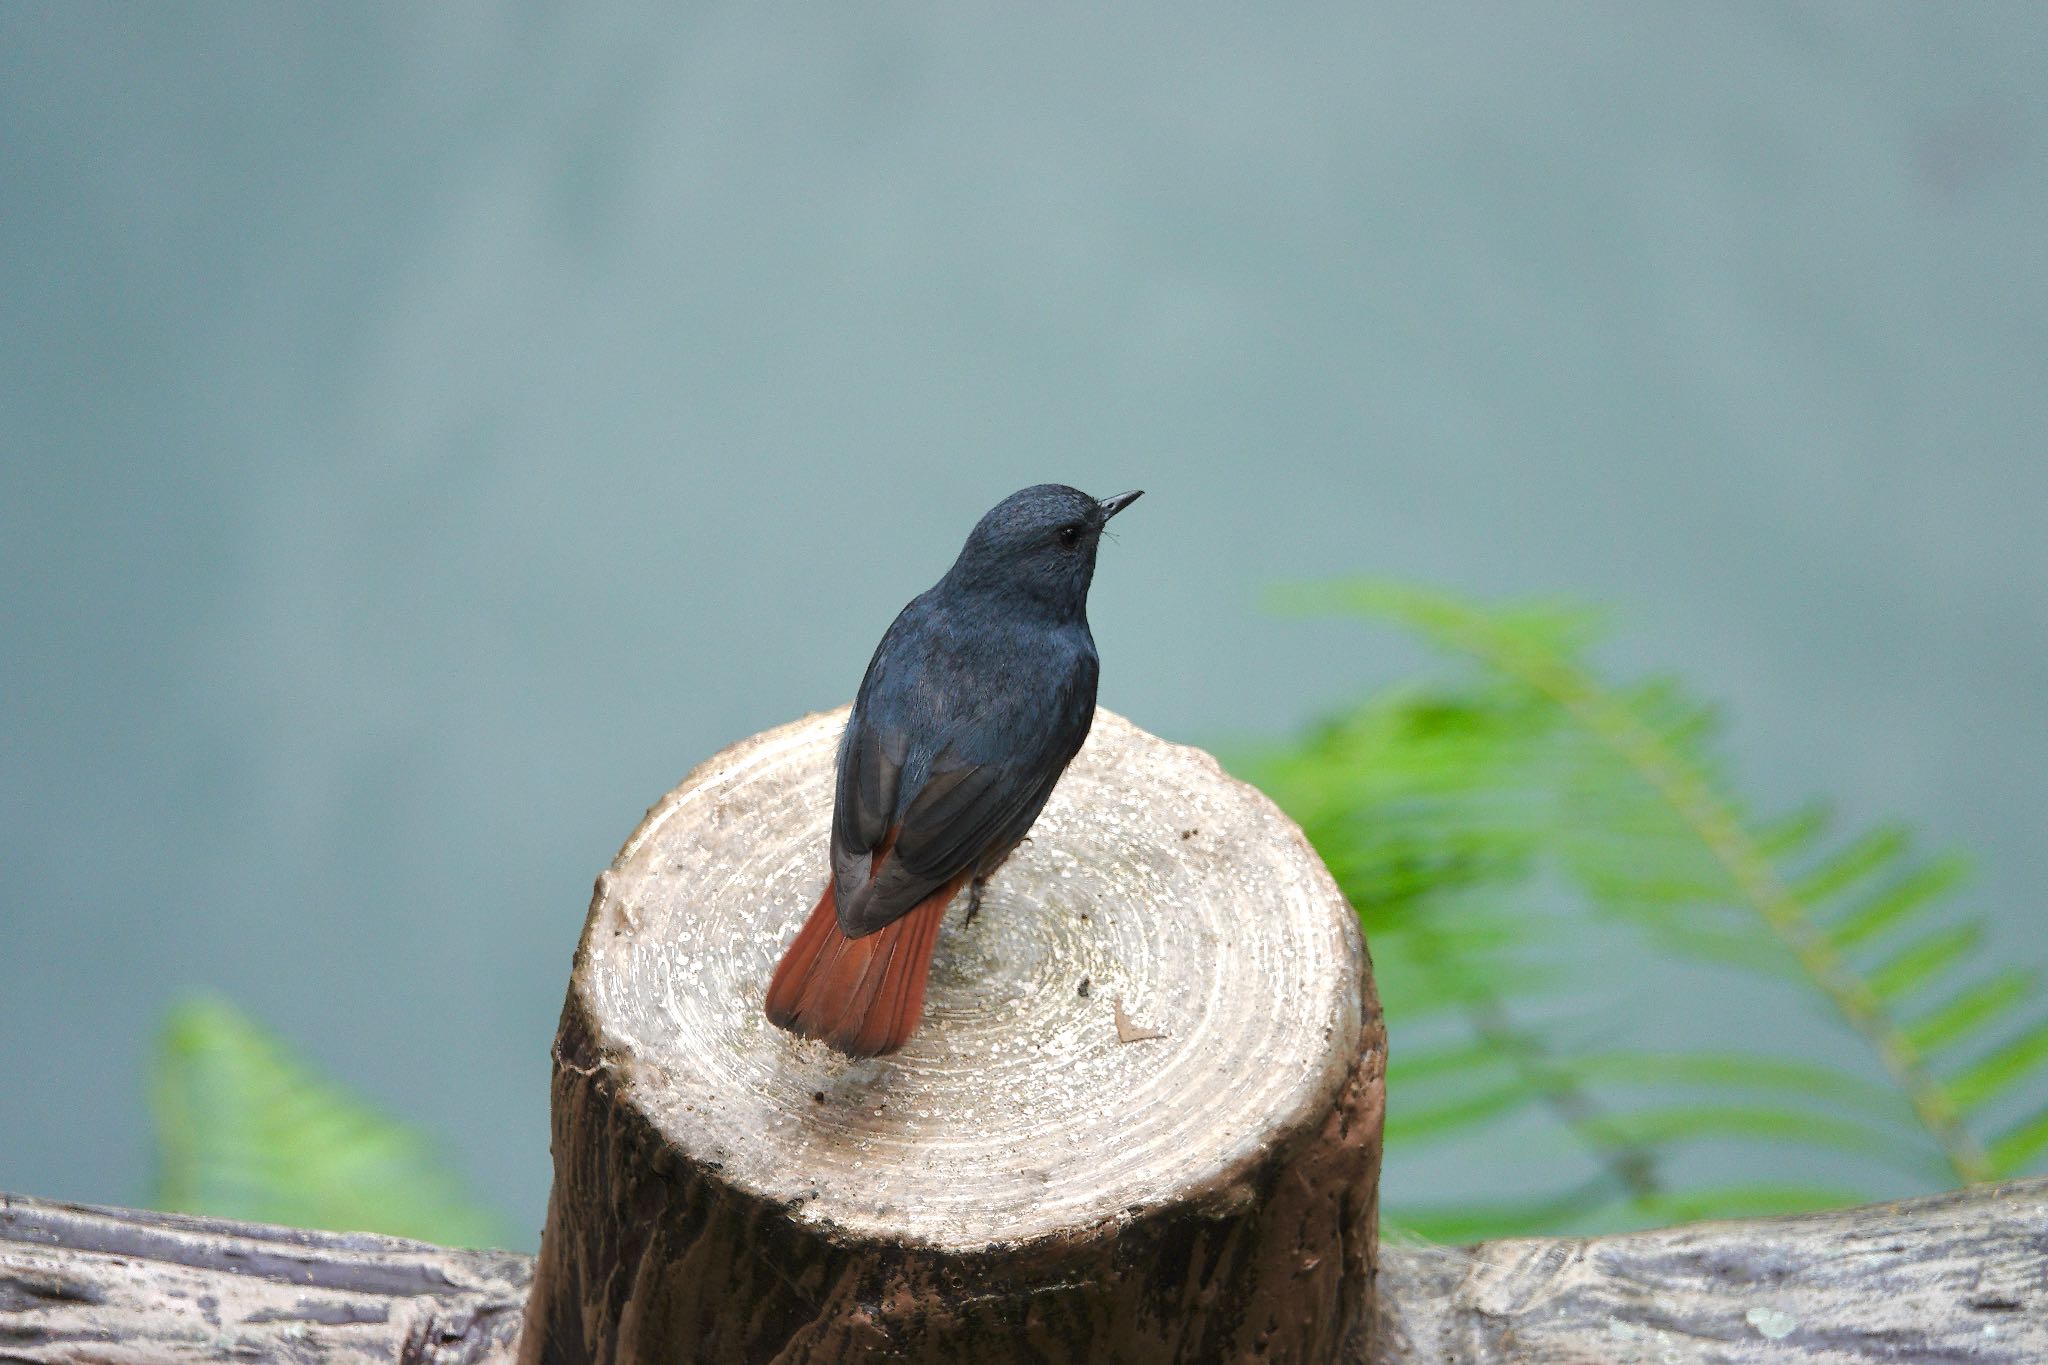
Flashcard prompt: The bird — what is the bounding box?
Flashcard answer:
[764,484,1142,1057]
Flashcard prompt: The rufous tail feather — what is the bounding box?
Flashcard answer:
[764,875,963,1057]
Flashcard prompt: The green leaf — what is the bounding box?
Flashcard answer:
[1568,1051,1905,1121]
[1385,1081,1538,1145]
[1576,1104,1930,1173]
[1386,1038,1515,1085]
[1867,923,1982,1002]
[1947,1019,2048,1115]
[1635,921,1803,980]
[1904,970,2038,1054]
[1752,803,1831,859]
[1987,1109,2048,1177]
[151,995,505,1247]
[1386,1182,1617,1244]
[1795,825,1909,905]
[1826,854,1971,953]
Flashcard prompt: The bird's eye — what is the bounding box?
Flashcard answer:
[1057,524,1082,548]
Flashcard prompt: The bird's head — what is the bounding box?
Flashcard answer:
[944,484,1142,614]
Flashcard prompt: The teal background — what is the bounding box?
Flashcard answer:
[4,5,2044,1246]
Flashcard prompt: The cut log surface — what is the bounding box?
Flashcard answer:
[0,1193,529,1363]
[522,707,1387,1364]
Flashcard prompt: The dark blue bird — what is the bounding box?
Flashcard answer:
[765,484,1142,1056]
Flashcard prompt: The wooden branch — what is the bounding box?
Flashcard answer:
[521,707,1386,1363]
[0,1192,529,1363]
[6,1182,2043,1361]
[1371,1175,2048,1364]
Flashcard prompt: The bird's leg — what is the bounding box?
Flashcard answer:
[964,837,1032,928]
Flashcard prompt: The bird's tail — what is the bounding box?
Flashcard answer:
[764,876,962,1057]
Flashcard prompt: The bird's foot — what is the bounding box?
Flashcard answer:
[963,877,989,928]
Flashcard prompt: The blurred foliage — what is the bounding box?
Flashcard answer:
[1235,581,2048,1241]
[150,995,505,1247]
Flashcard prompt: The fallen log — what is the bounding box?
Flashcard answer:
[0,1192,529,1363]
[6,1182,2044,1362]
[1370,1175,2048,1363]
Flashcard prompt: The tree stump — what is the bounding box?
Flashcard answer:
[522,707,1385,1364]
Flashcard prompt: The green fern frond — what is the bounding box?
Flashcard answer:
[1564,1050,1907,1122]
[1906,970,2038,1054]
[1989,1109,2048,1176]
[1307,579,2032,1186]
[1385,1079,1539,1144]
[1385,1179,1620,1244]
[1574,1105,1933,1176]
[1238,578,2048,1240]
[1866,923,1983,1002]
[1629,921,1804,980]
[1947,1019,2048,1115]
[151,995,506,1247]
[1823,853,1970,951]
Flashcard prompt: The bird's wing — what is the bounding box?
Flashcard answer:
[831,654,1097,939]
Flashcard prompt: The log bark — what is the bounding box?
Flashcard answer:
[0,1192,529,1363]
[1370,1175,2048,1364]
[521,707,1386,1365]
[6,1182,2044,1361]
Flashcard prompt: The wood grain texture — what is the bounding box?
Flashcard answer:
[521,706,1386,1364]
[1372,1176,2048,1364]
[0,1193,529,1363]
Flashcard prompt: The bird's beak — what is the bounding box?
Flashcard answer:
[1097,490,1144,520]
